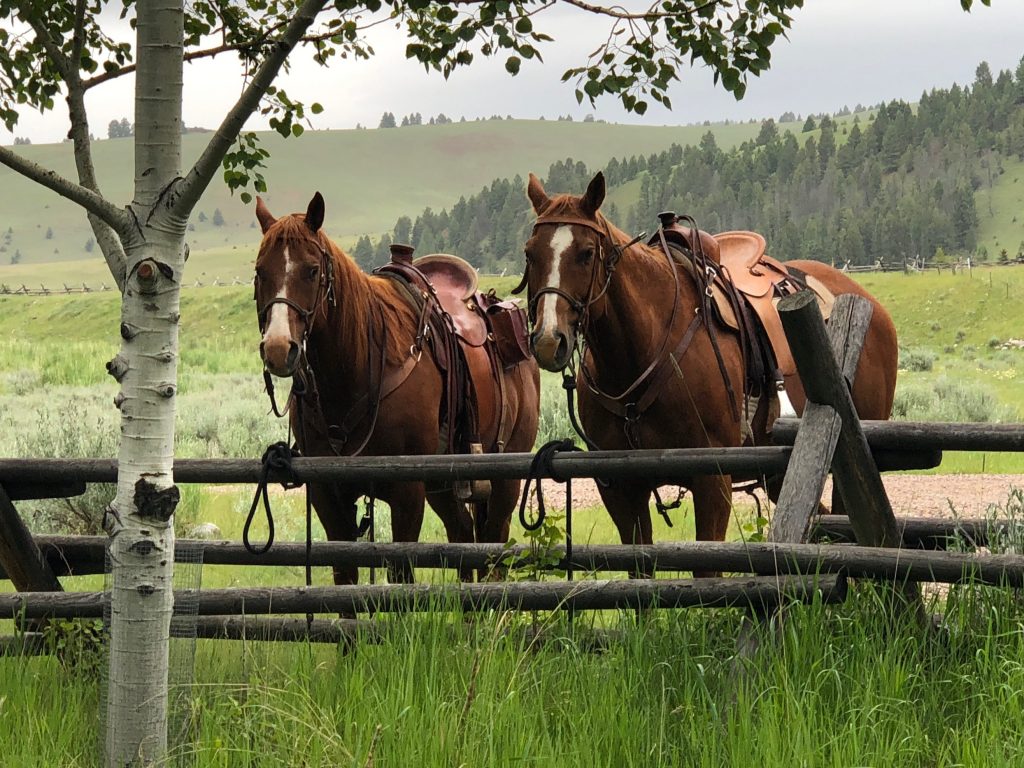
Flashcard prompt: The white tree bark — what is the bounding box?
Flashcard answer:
[104,0,186,764]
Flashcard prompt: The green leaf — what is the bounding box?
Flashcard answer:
[291,124,304,137]
[240,192,252,204]
[515,17,532,34]
[505,55,521,75]
[310,102,324,115]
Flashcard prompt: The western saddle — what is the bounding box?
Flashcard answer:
[376,246,532,501]
[654,213,835,414]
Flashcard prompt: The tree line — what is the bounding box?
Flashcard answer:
[355,57,1024,271]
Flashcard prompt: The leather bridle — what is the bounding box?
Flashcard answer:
[516,213,643,333]
[255,235,336,344]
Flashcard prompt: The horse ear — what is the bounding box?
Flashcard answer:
[581,172,605,216]
[255,196,276,233]
[305,192,325,233]
[526,173,550,214]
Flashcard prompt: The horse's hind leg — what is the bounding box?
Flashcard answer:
[691,474,733,578]
[473,478,521,580]
[427,489,475,582]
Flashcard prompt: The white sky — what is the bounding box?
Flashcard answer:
[4,0,1024,144]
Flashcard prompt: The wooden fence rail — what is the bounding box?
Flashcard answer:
[7,529,1021,581]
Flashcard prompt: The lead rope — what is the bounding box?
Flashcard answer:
[517,439,582,626]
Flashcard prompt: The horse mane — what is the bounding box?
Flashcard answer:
[263,215,417,366]
[538,194,670,275]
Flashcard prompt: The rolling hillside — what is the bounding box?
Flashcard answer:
[0,118,772,282]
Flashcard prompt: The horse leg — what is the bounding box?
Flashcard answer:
[426,489,475,582]
[599,481,654,579]
[691,474,733,578]
[473,478,521,581]
[309,484,359,620]
[309,483,359,586]
[386,481,426,584]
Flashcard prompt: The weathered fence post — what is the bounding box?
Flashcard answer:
[0,484,62,594]
[777,291,924,620]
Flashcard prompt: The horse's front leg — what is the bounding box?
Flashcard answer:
[598,481,654,579]
[385,481,426,583]
[690,473,733,578]
[309,483,359,586]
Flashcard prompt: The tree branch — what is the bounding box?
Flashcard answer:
[0,146,130,234]
[71,0,87,68]
[82,24,342,91]
[22,10,71,79]
[554,0,723,20]
[172,0,330,217]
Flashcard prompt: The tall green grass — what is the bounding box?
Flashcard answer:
[4,586,1024,767]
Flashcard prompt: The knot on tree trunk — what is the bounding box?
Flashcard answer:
[133,478,179,522]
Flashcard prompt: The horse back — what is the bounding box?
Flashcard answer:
[784,260,899,420]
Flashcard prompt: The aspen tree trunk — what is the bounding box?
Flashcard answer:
[104,1,187,764]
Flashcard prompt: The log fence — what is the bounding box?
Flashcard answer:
[1,290,1023,648]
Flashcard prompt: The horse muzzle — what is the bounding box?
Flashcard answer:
[530,327,573,372]
[260,336,301,378]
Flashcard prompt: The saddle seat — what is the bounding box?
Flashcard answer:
[658,222,835,384]
[414,253,489,346]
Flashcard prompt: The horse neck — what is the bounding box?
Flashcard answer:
[305,246,377,398]
[583,241,700,390]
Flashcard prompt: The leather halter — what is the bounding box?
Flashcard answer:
[255,235,336,344]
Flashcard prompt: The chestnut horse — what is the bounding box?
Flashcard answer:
[255,192,540,583]
[521,172,897,574]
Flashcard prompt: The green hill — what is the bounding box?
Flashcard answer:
[0,119,768,286]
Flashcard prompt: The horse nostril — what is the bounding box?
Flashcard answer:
[285,341,300,370]
[555,331,569,363]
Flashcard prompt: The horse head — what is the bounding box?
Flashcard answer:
[521,171,614,372]
[253,192,335,377]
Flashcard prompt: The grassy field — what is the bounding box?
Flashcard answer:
[5,582,1024,767]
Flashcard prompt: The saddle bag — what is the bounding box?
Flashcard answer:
[485,299,532,368]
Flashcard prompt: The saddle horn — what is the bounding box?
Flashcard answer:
[511,265,529,295]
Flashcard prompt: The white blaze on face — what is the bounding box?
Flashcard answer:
[263,245,293,341]
[537,225,574,332]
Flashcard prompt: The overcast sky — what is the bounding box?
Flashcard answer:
[4,0,1024,144]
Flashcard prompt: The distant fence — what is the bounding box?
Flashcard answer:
[0,276,256,296]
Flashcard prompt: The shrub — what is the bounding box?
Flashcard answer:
[898,346,935,372]
[892,377,1016,423]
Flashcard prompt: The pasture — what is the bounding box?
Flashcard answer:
[1,263,1024,766]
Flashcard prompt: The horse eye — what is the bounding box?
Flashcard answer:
[307,265,319,281]
[577,248,594,265]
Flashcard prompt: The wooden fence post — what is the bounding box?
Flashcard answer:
[777,291,924,619]
[0,484,62,593]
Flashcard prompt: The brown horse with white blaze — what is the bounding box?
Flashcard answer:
[521,172,898,575]
[255,192,540,583]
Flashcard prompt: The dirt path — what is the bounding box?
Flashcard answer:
[530,474,1024,519]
